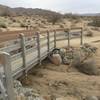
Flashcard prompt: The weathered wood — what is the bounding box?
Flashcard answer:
[54,30,56,48]
[68,29,70,48]
[0,73,7,100]
[80,28,83,45]
[0,28,84,99]
[0,28,84,79]
[47,31,50,53]
[0,52,16,100]
[36,32,41,65]
[19,33,27,74]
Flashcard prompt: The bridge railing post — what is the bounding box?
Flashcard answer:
[0,52,16,100]
[68,29,70,48]
[47,31,50,53]
[36,32,41,65]
[54,30,56,48]
[80,28,83,45]
[19,33,27,75]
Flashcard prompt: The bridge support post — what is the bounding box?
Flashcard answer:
[19,33,27,75]
[36,32,41,65]
[68,29,70,48]
[0,52,16,100]
[47,31,50,53]
[80,28,83,45]
[54,30,56,48]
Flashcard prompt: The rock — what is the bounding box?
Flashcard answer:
[84,96,98,100]
[42,95,56,100]
[14,80,22,88]
[14,80,42,100]
[14,80,23,95]
[60,49,66,58]
[42,95,51,100]
[62,56,70,65]
[76,60,99,75]
[23,88,39,97]
[50,54,62,66]
[16,93,26,100]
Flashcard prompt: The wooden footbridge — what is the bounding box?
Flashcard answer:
[0,27,83,100]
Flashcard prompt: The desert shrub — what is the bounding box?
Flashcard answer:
[80,43,97,62]
[47,14,62,25]
[9,17,16,22]
[41,20,46,24]
[85,31,93,37]
[64,13,81,23]
[91,27,100,31]
[88,18,100,27]
[11,18,16,22]
[59,24,64,28]
[0,22,7,28]
[20,23,26,27]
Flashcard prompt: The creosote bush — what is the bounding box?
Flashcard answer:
[88,18,100,27]
[85,32,93,37]
[47,14,62,25]
[20,23,27,27]
[0,22,7,28]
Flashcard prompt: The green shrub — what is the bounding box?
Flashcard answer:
[85,31,93,37]
[0,22,7,28]
[88,18,100,27]
[20,23,26,27]
[59,24,64,28]
[47,15,62,25]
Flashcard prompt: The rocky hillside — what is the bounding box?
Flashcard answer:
[0,4,62,17]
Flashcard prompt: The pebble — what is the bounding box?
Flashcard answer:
[84,96,98,100]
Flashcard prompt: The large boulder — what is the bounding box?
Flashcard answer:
[84,96,98,100]
[50,54,62,66]
[16,93,26,100]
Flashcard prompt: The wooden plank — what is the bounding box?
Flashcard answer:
[0,73,7,100]
[36,32,41,65]
[47,31,50,53]
[80,28,83,45]
[0,28,84,80]
[54,30,56,48]
[0,43,21,52]
[0,52,16,100]
[19,33,27,74]
[68,29,70,48]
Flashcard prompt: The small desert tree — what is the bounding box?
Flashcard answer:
[0,22,7,28]
[47,14,62,25]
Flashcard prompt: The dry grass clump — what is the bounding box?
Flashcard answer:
[88,17,100,27]
[59,24,64,28]
[85,30,93,37]
[20,23,27,28]
[0,22,7,28]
